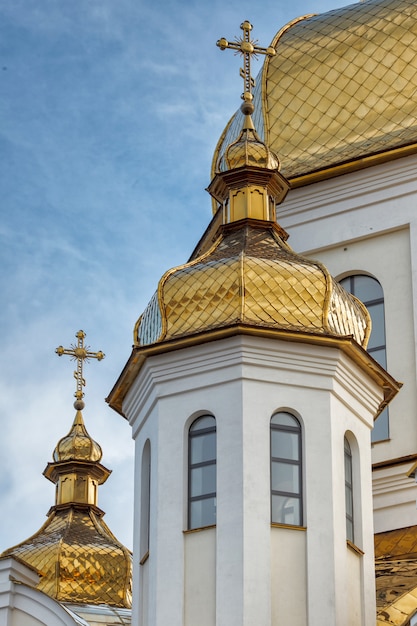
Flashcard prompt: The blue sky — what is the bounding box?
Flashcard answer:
[0,0,351,552]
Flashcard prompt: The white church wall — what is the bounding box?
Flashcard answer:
[346,546,363,625]
[270,527,307,626]
[280,156,417,535]
[280,157,417,466]
[373,464,417,533]
[124,335,384,625]
[184,528,216,626]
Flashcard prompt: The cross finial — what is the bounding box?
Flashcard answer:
[217,21,276,114]
[56,330,105,410]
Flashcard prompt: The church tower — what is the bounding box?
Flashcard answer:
[108,22,400,626]
[2,331,132,624]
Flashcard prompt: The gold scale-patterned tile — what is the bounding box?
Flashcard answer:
[266,0,417,177]
[2,508,132,607]
[137,222,369,346]
[214,0,417,180]
[375,526,417,620]
[160,224,347,341]
[376,526,417,559]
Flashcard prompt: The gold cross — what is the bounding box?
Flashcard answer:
[56,330,105,408]
[217,21,276,109]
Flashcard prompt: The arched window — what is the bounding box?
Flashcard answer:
[270,412,303,526]
[339,274,388,442]
[188,415,216,530]
[344,437,354,543]
[140,440,151,561]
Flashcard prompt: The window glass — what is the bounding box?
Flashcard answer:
[366,302,385,349]
[344,437,354,543]
[271,494,301,526]
[188,415,216,530]
[189,497,216,529]
[271,412,303,526]
[140,440,151,559]
[271,412,298,428]
[271,430,299,460]
[271,461,300,493]
[190,431,216,464]
[339,275,389,442]
[190,464,216,497]
[190,415,216,432]
[349,274,383,302]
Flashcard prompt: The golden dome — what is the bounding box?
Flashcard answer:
[213,0,417,186]
[135,220,371,348]
[54,411,102,462]
[217,114,280,172]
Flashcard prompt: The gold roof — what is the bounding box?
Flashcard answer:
[213,0,417,186]
[1,507,132,608]
[375,525,417,625]
[1,409,132,608]
[135,220,371,348]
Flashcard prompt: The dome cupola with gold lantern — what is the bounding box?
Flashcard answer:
[118,21,372,390]
[1,331,132,615]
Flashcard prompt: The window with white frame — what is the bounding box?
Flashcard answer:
[270,412,303,526]
[188,415,216,530]
[339,274,389,442]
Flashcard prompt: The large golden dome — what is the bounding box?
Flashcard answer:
[213,0,417,186]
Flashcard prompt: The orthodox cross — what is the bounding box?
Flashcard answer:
[217,21,276,109]
[56,330,105,408]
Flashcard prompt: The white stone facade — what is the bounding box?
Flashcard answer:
[280,154,417,533]
[125,334,383,626]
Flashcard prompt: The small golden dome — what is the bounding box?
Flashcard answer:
[135,221,371,349]
[217,116,280,172]
[54,411,102,462]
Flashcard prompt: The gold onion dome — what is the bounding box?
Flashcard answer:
[1,408,132,608]
[135,221,371,349]
[53,410,102,462]
[212,0,417,185]
[217,102,281,172]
